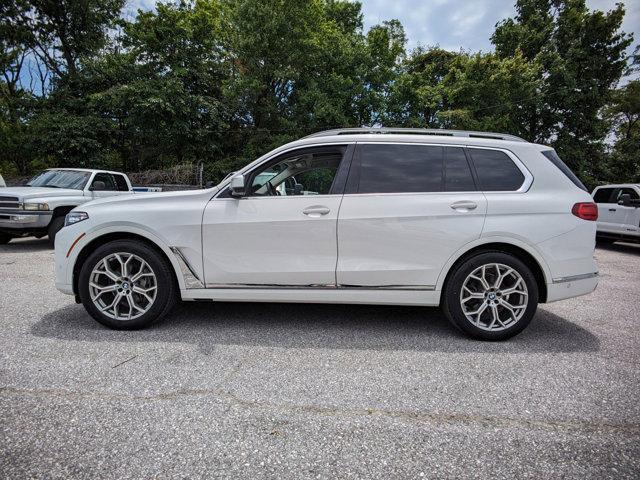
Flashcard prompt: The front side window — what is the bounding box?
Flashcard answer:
[27,170,91,190]
[468,148,525,191]
[92,173,117,191]
[357,144,443,194]
[249,146,346,196]
[613,188,640,202]
[593,187,615,203]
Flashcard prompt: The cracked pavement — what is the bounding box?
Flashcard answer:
[1,238,639,479]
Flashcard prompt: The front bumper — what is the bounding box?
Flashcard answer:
[0,210,52,232]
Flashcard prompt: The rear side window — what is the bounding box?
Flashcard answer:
[593,188,615,203]
[357,144,443,194]
[445,147,476,192]
[113,174,129,191]
[541,150,587,192]
[468,148,525,191]
[92,173,117,191]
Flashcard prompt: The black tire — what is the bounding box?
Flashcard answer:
[0,233,12,245]
[47,216,65,246]
[442,251,539,341]
[78,239,177,329]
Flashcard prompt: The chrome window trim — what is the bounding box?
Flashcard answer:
[213,140,534,199]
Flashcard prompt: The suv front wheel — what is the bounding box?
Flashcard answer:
[78,240,177,329]
[443,251,539,340]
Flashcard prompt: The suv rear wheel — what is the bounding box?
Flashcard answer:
[442,251,539,340]
[78,240,177,329]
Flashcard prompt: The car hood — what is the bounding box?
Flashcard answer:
[0,186,84,200]
[81,187,219,210]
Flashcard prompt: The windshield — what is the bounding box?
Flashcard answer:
[27,170,91,190]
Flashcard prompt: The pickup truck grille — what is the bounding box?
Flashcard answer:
[0,196,21,209]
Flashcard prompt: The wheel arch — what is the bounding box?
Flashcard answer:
[437,239,550,303]
[71,230,184,296]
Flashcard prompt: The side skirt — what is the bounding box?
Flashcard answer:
[180,287,441,306]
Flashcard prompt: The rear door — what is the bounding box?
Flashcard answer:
[336,143,486,289]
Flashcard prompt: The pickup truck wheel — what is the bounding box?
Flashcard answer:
[47,216,65,246]
[0,233,12,245]
[442,252,539,341]
[78,240,177,329]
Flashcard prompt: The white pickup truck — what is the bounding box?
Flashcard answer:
[0,168,139,245]
[592,183,640,244]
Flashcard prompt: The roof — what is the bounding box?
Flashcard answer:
[46,168,126,175]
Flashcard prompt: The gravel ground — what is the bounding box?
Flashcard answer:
[0,238,639,479]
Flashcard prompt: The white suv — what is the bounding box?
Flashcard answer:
[592,184,640,244]
[54,128,599,340]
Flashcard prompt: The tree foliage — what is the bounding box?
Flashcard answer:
[0,0,637,187]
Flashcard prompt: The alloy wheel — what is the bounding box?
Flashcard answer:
[459,263,528,331]
[88,252,157,321]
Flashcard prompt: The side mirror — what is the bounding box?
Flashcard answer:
[618,193,632,206]
[229,174,246,197]
[90,180,106,191]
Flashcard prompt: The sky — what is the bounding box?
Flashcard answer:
[127,0,639,53]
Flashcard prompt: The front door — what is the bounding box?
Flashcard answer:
[201,145,353,287]
[337,143,487,288]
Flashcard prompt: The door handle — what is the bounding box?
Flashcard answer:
[450,201,478,212]
[302,205,330,217]
[609,208,617,212]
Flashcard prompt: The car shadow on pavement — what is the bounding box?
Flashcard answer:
[32,301,600,354]
[0,238,50,252]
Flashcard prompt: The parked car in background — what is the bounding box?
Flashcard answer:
[55,128,599,340]
[591,184,640,244]
[0,168,136,245]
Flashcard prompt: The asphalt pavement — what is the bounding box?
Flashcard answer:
[1,238,639,479]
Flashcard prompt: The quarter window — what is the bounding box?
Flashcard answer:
[468,148,525,191]
[357,144,443,194]
[445,147,476,192]
[593,188,615,203]
[113,174,129,192]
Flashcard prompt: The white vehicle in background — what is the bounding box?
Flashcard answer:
[592,184,640,244]
[0,173,6,188]
[54,128,599,340]
[0,168,135,245]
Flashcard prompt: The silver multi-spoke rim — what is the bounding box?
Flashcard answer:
[460,263,528,331]
[89,252,157,321]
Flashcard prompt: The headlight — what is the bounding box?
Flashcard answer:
[64,211,89,227]
[23,202,50,211]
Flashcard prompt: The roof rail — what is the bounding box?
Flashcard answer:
[304,127,527,143]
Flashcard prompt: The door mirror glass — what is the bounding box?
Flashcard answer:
[230,174,246,197]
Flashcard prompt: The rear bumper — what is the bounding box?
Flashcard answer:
[545,273,598,303]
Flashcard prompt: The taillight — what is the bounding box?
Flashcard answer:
[572,202,598,221]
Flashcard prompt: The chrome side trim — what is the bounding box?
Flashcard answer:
[203,283,435,291]
[552,272,599,284]
[170,247,204,289]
